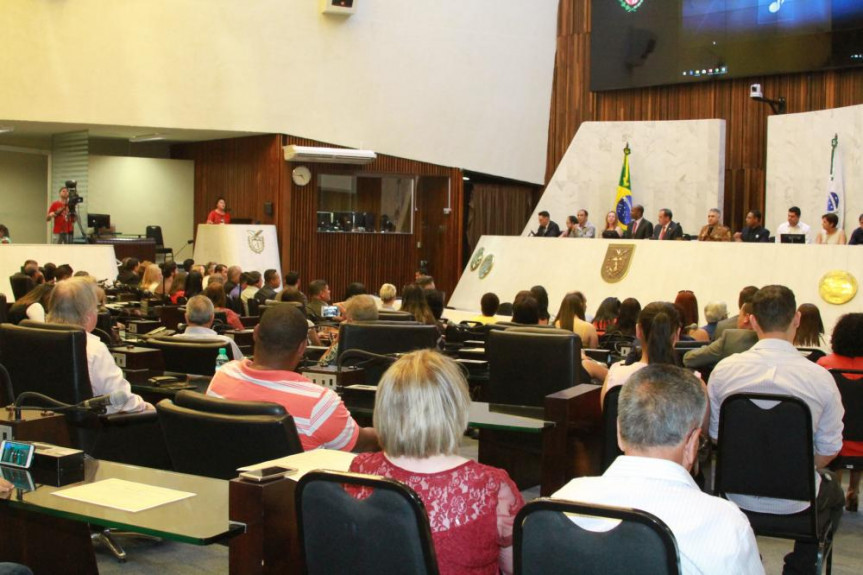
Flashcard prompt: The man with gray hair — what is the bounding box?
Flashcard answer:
[554,364,763,574]
[318,294,379,366]
[698,208,732,241]
[173,295,243,360]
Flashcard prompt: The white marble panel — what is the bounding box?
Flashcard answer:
[524,120,726,237]
[0,245,118,296]
[766,104,863,235]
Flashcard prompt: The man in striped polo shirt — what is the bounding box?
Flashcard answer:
[207,304,379,452]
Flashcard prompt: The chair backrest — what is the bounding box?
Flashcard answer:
[143,337,231,376]
[445,321,491,345]
[8,274,34,301]
[830,369,863,443]
[0,322,93,405]
[173,389,288,417]
[513,498,680,575]
[336,321,439,385]
[158,305,186,331]
[378,310,415,322]
[145,225,165,247]
[297,470,439,575]
[0,362,14,405]
[486,327,580,406]
[715,393,815,503]
[601,386,623,473]
[245,297,260,317]
[156,393,303,479]
[0,293,7,324]
[796,347,826,363]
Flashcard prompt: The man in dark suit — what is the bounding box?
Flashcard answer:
[535,210,561,237]
[652,208,683,240]
[622,204,653,239]
[734,210,771,243]
[683,303,757,370]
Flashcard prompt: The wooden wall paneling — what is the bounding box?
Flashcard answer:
[548,0,863,233]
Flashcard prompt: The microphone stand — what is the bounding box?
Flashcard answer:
[12,392,106,421]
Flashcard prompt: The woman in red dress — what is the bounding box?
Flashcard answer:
[349,349,523,574]
[817,313,863,511]
[206,197,231,224]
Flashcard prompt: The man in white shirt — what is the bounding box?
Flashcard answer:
[173,295,243,360]
[775,206,812,243]
[708,285,844,574]
[554,364,763,575]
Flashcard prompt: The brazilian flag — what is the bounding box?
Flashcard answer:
[615,144,633,231]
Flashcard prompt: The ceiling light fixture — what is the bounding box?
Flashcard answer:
[0,126,15,134]
[129,133,166,143]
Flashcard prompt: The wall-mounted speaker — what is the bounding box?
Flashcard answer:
[264,202,274,216]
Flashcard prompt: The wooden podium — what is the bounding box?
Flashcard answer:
[193,224,282,279]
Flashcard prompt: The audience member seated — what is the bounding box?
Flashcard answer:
[203,263,227,289]
[794,303,825,349]
[173,295,243,360]
[400,284,436,326]
[815,212,846,245]
[207,304,378,452]
[305,279,333,322]
[115,257,140,286]
[554,364,763,575]
[701,300,727,340]
[849,213,863,245]
[471,292,500,325]
[240,271,262,315]
[530,285,551,325]
[554,292,598,349]
[425,290,448,333]
[54,264,74,282]
[601,301,680,405]
[204,283,244,331]
[683,302,757,371]
[224,265,243,299]
[708,285,844,573]
[817,313,863,512]
[140,263,162,293]
[511,293,540,325]
[7,284,53,325]
[379,283,398,310]
[349,350,524,575]
[697,208,732,242]
[318,294,379,367]
[603,297,640,339]
[283,270,307,303]
[674,290,709,342]
[416,276,436,291]
[592,297,620,336]
[184,269,204,300]
[273,289,322,347]
[47,277,150,414]
[734,210,770,243]
[714,285,759,341]
[168,271,188,304]
[157,261,177,297]
[255,268,281,304]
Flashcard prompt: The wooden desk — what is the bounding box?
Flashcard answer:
[0,410,74,448]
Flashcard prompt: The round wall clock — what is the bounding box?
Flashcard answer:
[292,166,312,186]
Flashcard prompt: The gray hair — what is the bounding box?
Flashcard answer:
[47,277,98,327]
[618,364,706,449]
[345,294,379,322]
[379,283,397,303]
[708,208,721,217]
[703,301,728,323]
[185,295,215,326]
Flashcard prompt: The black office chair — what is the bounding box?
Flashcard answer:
[715,393,834,574]
[600,386,623,473]
[157,305,186,331]
[829,369,863,482]
[245,297,260,317]
[486,327,580,407]
[156,390,303,480]
[513,498,680,575]
[336,321,439,386]
[296,470,439,575]
[0,293,7,324]
[377,310,415,322]
[8,274,34,301]
[145,225,173,263]
[0,362,14,405]
[797,347,827,363]
[142,337,233,376]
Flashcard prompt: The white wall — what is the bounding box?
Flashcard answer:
[766,104,863,235]
[88,156,194,254]
[0,149,49,244]
[525,120,727,237]
[0,1,558,184]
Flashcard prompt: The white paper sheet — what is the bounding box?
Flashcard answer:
[52,478,196,513]
[237,449,357,481]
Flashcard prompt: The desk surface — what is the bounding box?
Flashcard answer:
[4,458,241,545]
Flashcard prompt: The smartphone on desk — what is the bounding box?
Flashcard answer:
[239,466,297,483]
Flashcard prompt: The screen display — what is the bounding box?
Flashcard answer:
[591,0,863,91]
[0,440,34,468]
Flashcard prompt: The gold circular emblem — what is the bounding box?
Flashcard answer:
[478,254,494,279]
[470,247,485,272]
[819,270,858,305]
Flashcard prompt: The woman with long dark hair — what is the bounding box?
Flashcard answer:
[601,301,680,405]
[8,284,54,324]
[794,303,825,348]
[554,293,598,349]
[400,283,436,326]
[592,297,621,336]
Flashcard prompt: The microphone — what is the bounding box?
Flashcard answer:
[79,390,131,412]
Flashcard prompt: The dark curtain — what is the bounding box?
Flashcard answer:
[466,183,535,251]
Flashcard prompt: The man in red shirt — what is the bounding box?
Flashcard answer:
[46,187,74,243]
[207,303,379,452]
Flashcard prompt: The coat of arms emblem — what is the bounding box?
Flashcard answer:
[601,244,635,283]
[247,230,265,254]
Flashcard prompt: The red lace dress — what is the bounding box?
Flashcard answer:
[349,453,524,575]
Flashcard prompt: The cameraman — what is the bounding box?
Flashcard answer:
[46,186,75,244]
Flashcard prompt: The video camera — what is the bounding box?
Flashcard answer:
[66,180,83,209]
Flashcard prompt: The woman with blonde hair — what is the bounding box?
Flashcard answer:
[602,211,622,237]
[349,350,523,574]
[140,264,162,293]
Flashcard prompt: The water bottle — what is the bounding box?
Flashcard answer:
[215,348,230,371]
